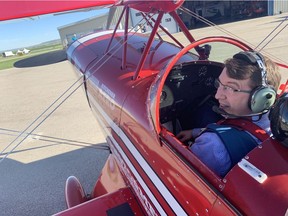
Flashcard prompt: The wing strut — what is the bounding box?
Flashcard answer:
[105,6,127,54]
[122,7,130,70]
[141,12,163,40]
[169,10,196,43]
[133,11,164,80]
[146,13,184,49]
[169,10,208,60]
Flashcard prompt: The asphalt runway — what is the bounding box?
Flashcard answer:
[0,56,109,215]
[0,13,287,216]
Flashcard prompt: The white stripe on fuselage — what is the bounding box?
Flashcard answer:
[88,92,187,216]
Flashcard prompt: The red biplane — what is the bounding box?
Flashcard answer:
[1,1,288,215]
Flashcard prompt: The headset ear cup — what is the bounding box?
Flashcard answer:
[249,86,277,113]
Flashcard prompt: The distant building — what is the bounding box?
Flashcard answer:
[130,9,178,34]
[2,51,15,57]
[16,48,30,56]
[57,2,287,49]
[58,12,110,48]
[181,1,288,29]
[269,0,288,15]
[57,7,178,48]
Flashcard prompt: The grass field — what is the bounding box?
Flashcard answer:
[0,44,63,70]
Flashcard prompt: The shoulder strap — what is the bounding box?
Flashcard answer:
[206,123,258,168]
[218,118,270,142]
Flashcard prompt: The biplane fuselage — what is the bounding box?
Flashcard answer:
[0,0,287,215]
[60,30,288,215]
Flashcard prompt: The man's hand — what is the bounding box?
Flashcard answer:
[176,130,193,142]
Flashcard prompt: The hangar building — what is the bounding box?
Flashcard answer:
[58,7,177,48]
[58,12,109,48]
[58,1,287,48]
[181,1,288,29]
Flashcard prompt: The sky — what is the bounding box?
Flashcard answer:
[0,8,108,52]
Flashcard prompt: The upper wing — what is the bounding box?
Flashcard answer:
[0,0,117,21]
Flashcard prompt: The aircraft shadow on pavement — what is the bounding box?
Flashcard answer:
[0,144,109,215]
[14,50,67,68]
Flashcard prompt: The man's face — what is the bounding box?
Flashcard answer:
[215,68,253,116]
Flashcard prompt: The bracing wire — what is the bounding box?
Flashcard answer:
[257,23,287,51]
[179,6,288,66]
[0,127,110,153]
[255,16,288,50]
[179,6,252,45]
[0,9,155,163]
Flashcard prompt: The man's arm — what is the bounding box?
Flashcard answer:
[190,132,231,177]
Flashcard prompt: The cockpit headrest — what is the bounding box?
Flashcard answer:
[269,92,288,147]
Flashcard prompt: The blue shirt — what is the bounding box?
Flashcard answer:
[190,113,271,176]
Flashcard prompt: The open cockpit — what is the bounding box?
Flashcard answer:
[160,61,224,135]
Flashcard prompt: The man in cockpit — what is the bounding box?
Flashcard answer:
[177,51,281,177]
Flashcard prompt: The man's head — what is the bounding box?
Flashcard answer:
[215,51,281,116]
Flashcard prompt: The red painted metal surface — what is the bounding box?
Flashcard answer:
[67,30,288,215]
[0,1,116,21]
[92,154,128,198]
[56,187,144,216]
[133,11,164,80]
[2,1,288,215]
[65,176,88,208]
[223,138,288,215]
[122,0,184,13]
[67,32,237,215]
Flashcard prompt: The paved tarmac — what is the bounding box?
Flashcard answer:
[0,56,109,215]
[0,13,287,216]
[166,12,288,77]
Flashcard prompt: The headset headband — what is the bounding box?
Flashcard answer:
[233,51,268,87]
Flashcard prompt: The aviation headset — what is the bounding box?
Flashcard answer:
[233,51,277,114]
